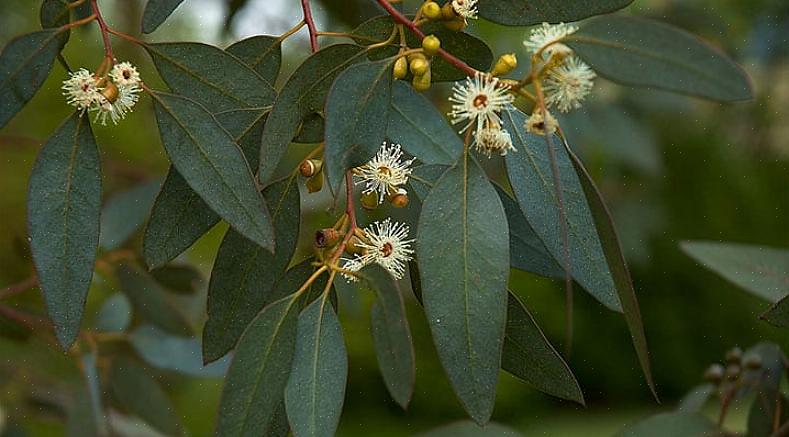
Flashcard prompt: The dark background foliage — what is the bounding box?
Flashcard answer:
[0,0,787,435]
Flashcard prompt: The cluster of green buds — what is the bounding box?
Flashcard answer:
[703,347,763,387]
[392,35,441,91]
[419,0,477,32]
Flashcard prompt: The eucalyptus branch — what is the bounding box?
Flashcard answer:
[300,0,319,52]
[89,0,114,59]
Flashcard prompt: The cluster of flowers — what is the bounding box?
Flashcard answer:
[450,0,478,20]
[447,23,597,157]
[61,61,142,125]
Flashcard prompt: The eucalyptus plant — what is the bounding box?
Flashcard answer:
[0,0,755,435]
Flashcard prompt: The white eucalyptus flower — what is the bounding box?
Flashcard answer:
[525,108,559,136]
[356,218,414,280]
[449,73,513,135]
[62,69,102,113]
[542,56,596,112]
[523,22,578,58]
[92,83,141,126]
[340,256,367,282]
[475,127,516,157]
[451,0,478,19]
[354,142,415,204]
[109,62,142,88]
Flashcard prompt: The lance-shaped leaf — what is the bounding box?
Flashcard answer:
[142,0,186,33]
[143,107,268,269]
[477,0,633,26]
[258,44,368,183]
[285,295,348,437]
[151,91,274,251]
[203,176,300,363]
[99,180,160,251]
[388,81,462,166]
[130,325,230,378]
[150,264,202,294]
[680,241,789,302]
[565,143,657,399]
[115,264,193,336]
[502,109,620,311]
[110,357,183,436]
[0,29,68,129]
[28,113,101,348]
[40,0,78,46]
[502,292,583,404]
[677,384,715,413]
[216,294,301,437]
[146,42,276,113]
[351,16,493,81]
[356,266,415,409]
[227,35,282,85]
[417,155,509,425]
[619,412,718,437]
[565,16,752,102]
[325,59,394,193]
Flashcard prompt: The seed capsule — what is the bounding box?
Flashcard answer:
[743,354,763,370]
[703,363,725,383]
[422,35,441,56]
[725,347,743,364]
[491,53,518,76]
[421,1,442,20]
[299,159,323,177]
[101,81,119,103]
[725,364,741,381]
[388,188,409,208]
[393,57,408,79]
[361,191,379,210]
[315,228,341,248]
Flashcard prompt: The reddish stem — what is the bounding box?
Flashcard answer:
[329,171,359,265]
[374,0,477,77]
[301,0,319,53]
[90,0,114,59]
[0,276,38,300]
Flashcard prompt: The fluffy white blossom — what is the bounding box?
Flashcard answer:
[525,108,559,136]
[109,62,142,88]
[62,69,102,113]
[354,142,415,204]
[449,73,515,157]
[475,127,515,157]
[355,219,414,280]
[542,56,596,112]
[451,0,478,19]
[523,22,578,58]
[92,82,141,126]
[340,256,366,282]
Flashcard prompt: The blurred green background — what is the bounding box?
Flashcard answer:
[1,0,787,435]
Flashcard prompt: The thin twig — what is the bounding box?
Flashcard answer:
[0,276,38,300]
[300,0,319,52]
[89,0,114,59]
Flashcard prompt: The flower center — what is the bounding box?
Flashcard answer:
[472,93,488,108]
[377,166,392,176]
[123,70,131,80]
[381,242,393,258]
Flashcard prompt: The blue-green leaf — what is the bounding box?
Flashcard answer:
[99,180,160,251]
[478,0,633,26]
[142,0,185,33]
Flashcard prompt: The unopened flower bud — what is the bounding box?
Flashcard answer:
[299,159,323,177]
[703,363,725,383]
[725,347,743,364]
[491,53,517,76]
[393,57,408,80]
[346,235,367,255]
[361,191,379,210]
[441,2,456,20]
[412,68,431,92]
[306,172,323,193]
[743,354,763,370]
[101,81,119,103]
[409,57,429,76]
[315,228,341,248]
[421,1,442,20]
[388,188,409,208]
[725,364,741,381]
[442,16,467,32]
[422,35,441,56]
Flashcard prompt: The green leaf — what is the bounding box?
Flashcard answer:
[203,176,300,363]
[142,107,268,269]
[28,113,101,348]
[565,143,657,400]
[294,113,325,144]
[497,187,564,279]
[110,357,183,436]
[502,109,620,311]
[417,155,509,425]
[358,266,416,409]
[40,0,74,46]
[115,264,193,336]
[99,180,160,251]
[761,295,789,328]
[351,16,493,81]
[416,420,523,437]
[744,343,787,437]
[680,241,789,302]
[150,264,202,294]
[142,0,186,33]
[502,292,583,404]
[565,16,752,102]
[325,59,394,193]
[619,412,720,437]
[677,384,715,413]
[285,295,348,437]
[258,44,369,183]
[0,29,68,128]
[129,325,230,378]
[151,91,275,250]
[226,35,282,85]
[216,294,300,437]
[66,353,107,437]
[388,81,462,165]
[477,0,633,26]
[269,260,335,311]
[95,293,132,333]
[146,42,276,113]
